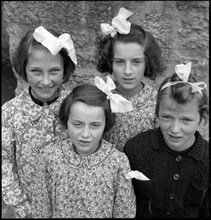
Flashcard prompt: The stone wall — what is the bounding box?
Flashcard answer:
[2,1,209,140]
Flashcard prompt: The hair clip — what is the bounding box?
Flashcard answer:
[33,26,77,65]
[94,75,133,113]
[161,62,207,96]
[100,7,133,37]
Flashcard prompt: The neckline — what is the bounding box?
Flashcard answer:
[29,86,59,106]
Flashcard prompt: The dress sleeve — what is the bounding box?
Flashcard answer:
[113,153,136,218]
[32,147,53,218]
[1,105,31,218]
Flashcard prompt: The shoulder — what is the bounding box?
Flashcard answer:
[102,140,130,164]
[127,128,155,145]
[124,129,155,155]
[2,88,29,114]
[143,84,157,98]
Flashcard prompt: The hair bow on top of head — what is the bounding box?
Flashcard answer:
[94,75,133,113]
[100,7,133,37]
[33,26,77,65]
[161,62,207,96]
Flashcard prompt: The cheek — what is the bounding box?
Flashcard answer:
[159,121,170,132]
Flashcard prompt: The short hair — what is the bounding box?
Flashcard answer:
[95,24,165,80]
[155,73,209,124]
[12,28,76,83]
[59,84,116,135]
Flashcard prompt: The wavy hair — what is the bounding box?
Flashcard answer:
[95,24,165,80]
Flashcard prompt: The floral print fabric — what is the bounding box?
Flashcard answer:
[33,138,136,218]
[1,86,69,218]
[104,84,159,151]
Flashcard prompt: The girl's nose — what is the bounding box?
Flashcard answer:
[125,62,132,75]
[170,120,181,133]
[81,126,90,138]
[41,74,51,85]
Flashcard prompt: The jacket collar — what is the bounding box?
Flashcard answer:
[152,128,205,161]
[61,138,114,167]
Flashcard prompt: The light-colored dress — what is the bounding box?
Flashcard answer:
[104,83,159,151]
[1,85,69,218]
[33,138,136,218]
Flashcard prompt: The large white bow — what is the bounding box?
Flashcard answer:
[161,62,207,96]
[33,26,77,65]
[100,7,133,37]
[94,75,133,113]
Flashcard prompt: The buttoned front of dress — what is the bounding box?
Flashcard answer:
[124,128,209,218]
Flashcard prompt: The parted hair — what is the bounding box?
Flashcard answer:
[155,73,208,123]
[12,28,76,83]
[59,84,116,134]
[95,24,165,80]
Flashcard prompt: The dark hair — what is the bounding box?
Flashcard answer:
[155,72,208,123]
[59,84,116,135]
[12,27,76,83]
[95,23,165,80]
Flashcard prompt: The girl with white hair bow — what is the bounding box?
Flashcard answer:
[2,25,77,218]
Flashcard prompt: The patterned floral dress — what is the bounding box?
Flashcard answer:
[1,85,69,218]
[104,83,159,151]
[33,138,136,218]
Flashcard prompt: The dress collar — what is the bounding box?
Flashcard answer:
[29,86,59,106]
[22,85,68,121]
[152,128,205,161]
[61,138,114,167]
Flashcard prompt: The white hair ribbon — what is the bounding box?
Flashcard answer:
[100,7,133,37]
[33,26,77,65]
[161,62,207,96]
[94,75,133,113]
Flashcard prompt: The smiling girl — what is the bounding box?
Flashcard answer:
[2,26,76,218]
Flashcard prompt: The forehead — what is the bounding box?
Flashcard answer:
[113,42,145,57]
[159,95,199,113]
[69,101,105,121]
[27,48,63,65]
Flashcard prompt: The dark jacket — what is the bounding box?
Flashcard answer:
[124,128,209,218]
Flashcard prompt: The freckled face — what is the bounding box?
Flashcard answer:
[26,49,64,102]
[67,101,106,156]
[158,96,200,151]
[112,42,146,96]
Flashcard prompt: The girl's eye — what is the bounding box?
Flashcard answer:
[91,123,100,128]
[31,69,40,72]
[183,118,192,122]
[73,123,82,127]
[51,69,60,72]
[132,60,143,64]
[162,115,171,119]
[114,60,124,64]
[50,69,61,74]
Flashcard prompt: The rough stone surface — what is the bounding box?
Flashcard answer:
[1,1,210,217]
[2,0,209,136]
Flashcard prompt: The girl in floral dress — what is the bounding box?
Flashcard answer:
[2,26,77,218]
[95,7,165,151]
[33,78,136,218]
